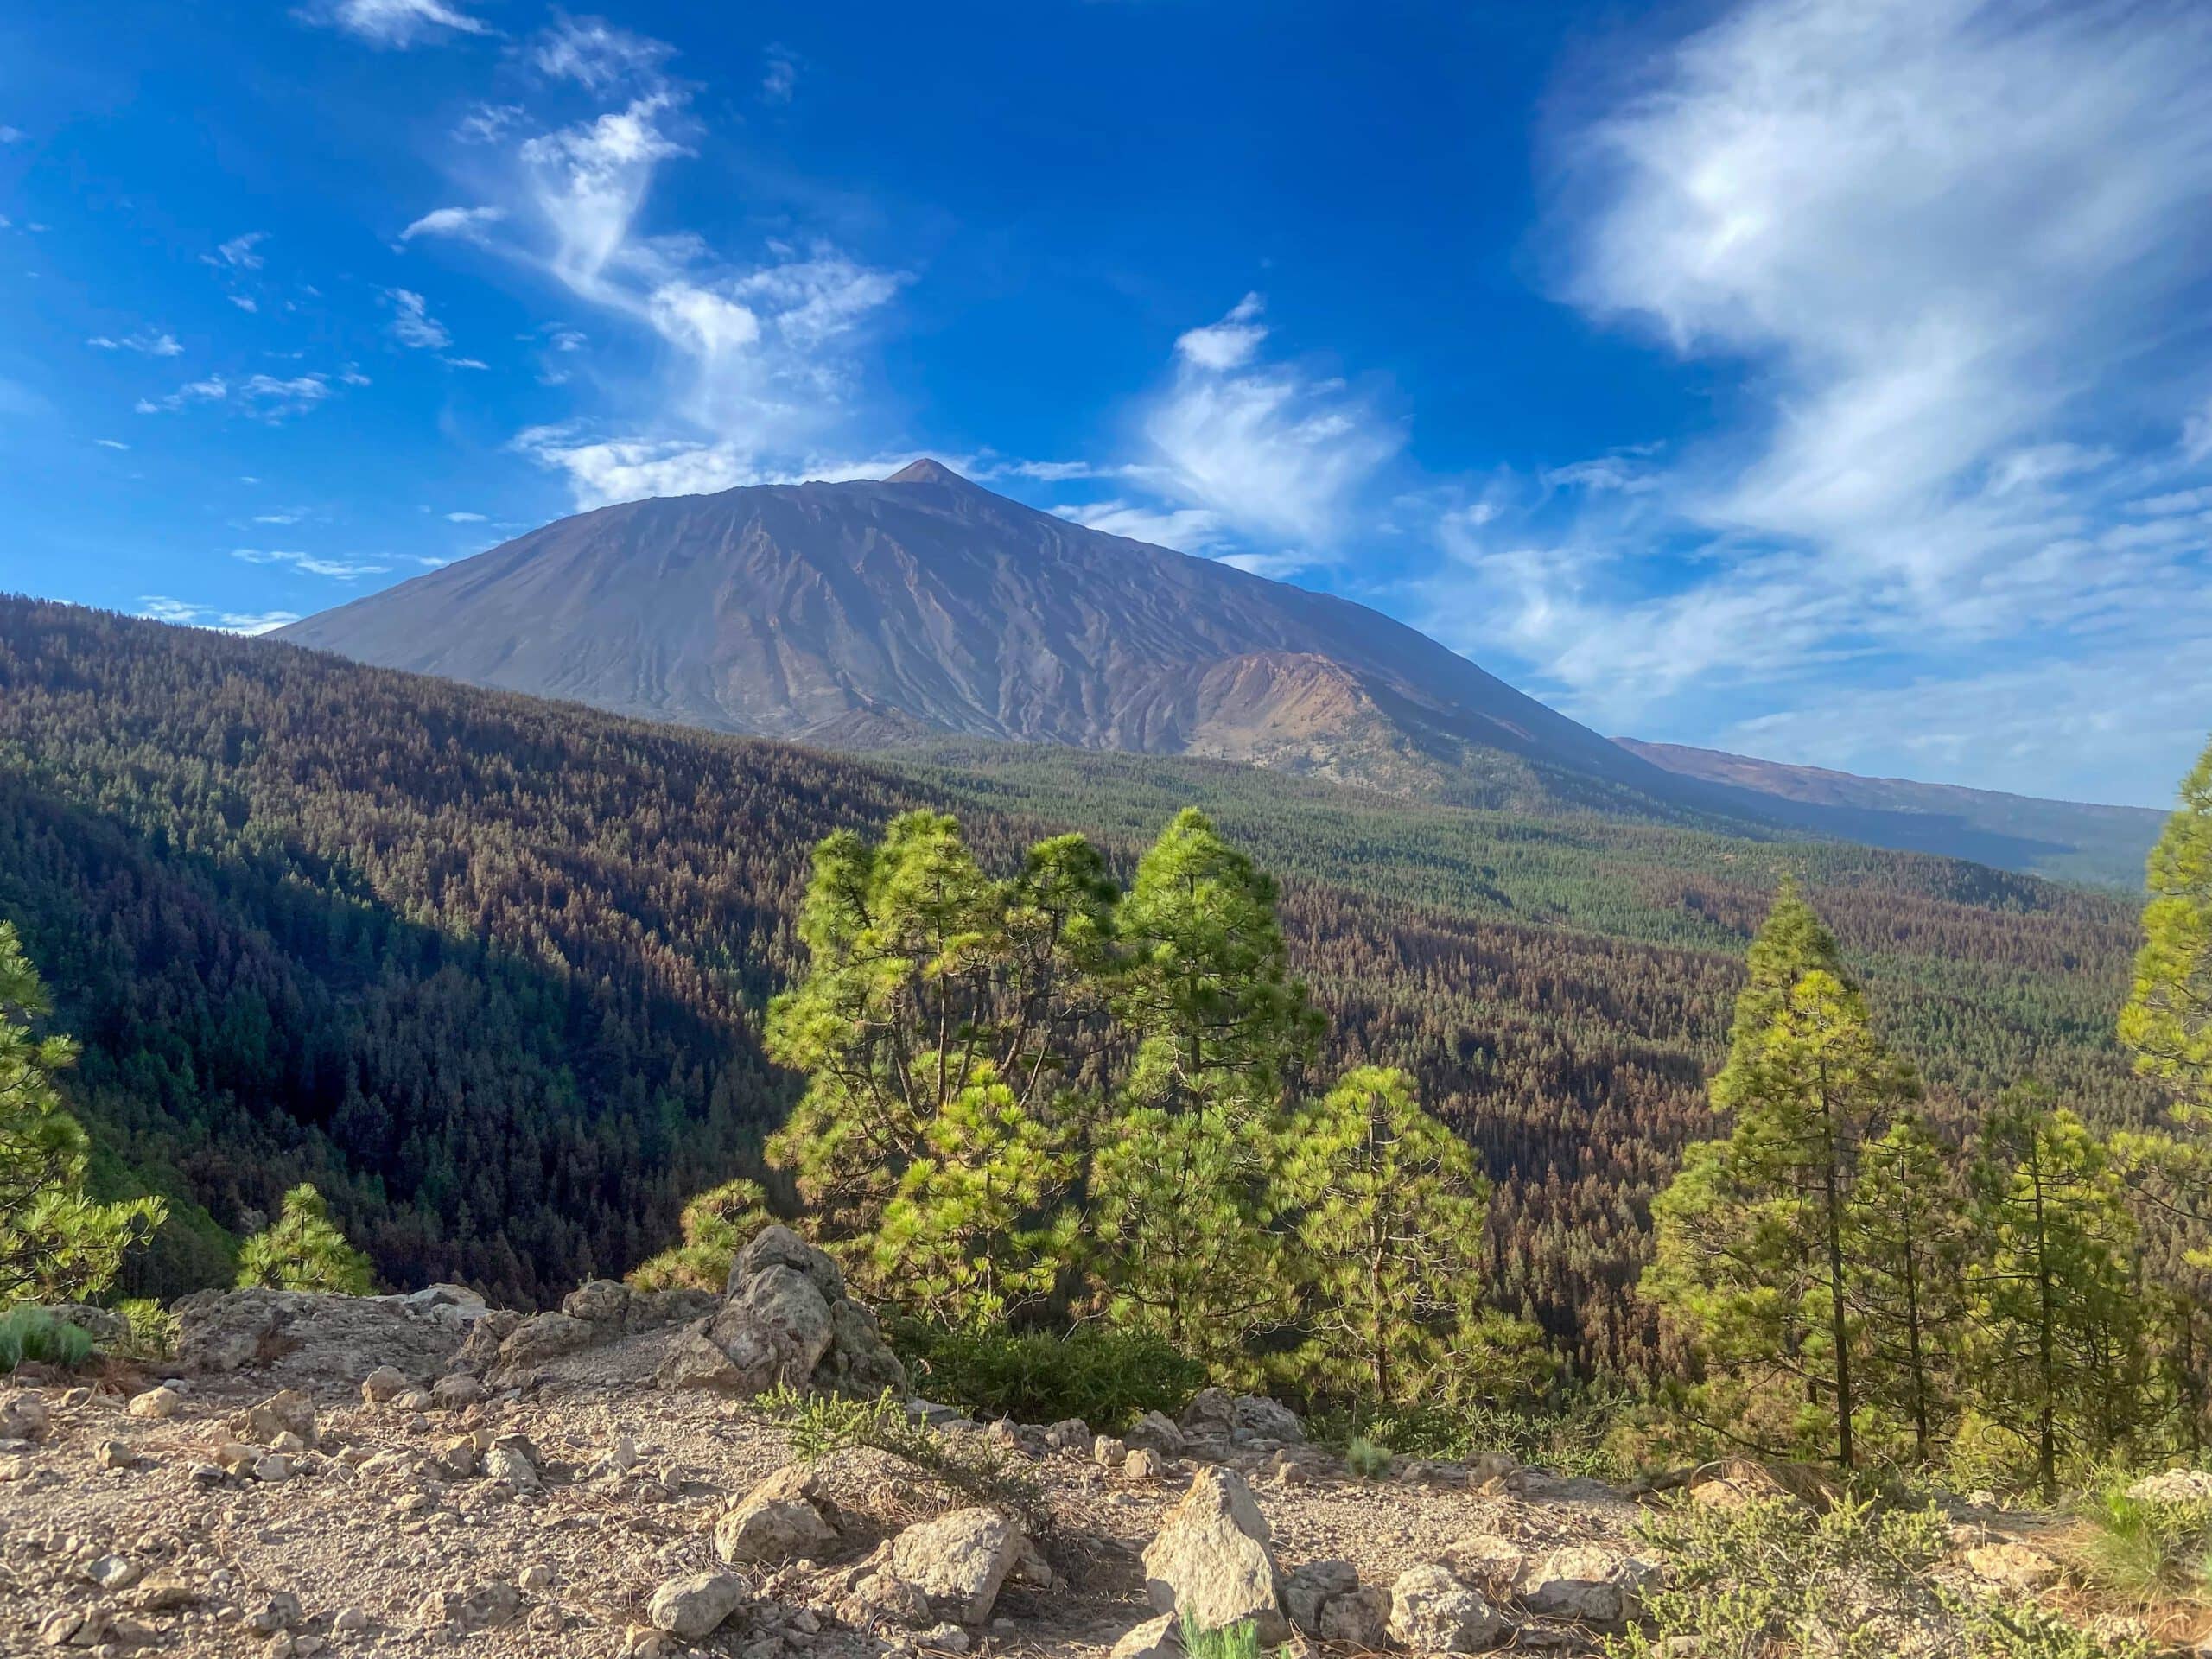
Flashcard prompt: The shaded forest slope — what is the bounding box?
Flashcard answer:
[0,599,2153,1370]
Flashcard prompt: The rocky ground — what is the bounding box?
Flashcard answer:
[0,1231,2146,1657]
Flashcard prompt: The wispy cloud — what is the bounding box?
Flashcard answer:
[136,372,334,420]
[201,232,266,270]
[398,204,505,244]
[87,329,184,357]
[231,547,390,579]
[1420,0,2212,795]
[137,596,302,635]
[762,48,798,105]
[1053,499,1225,552]
[385,288,451,349]
[1137,292,1404,548]
[295,0,486,48]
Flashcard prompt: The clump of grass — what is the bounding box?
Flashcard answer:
[754,1383,1046,1535]
[1179,1613,1260,1659]
[1344,1433,1392,1479]
[0,1305,95,1371]
[2070,1477,2212,1606]
[1304,1392,1632,1483]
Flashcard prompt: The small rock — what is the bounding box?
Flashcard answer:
[135,1576,201,1612]
[1283,1560,1358,1634]
[239,1389,318,1448]
[95,1438,136,1470]
[0,1391,48,1441]
[519,1564,556,1592]
[1094,1435,1128,1467]
[1045,1418,1090,1452]
[1125,1447,1166,1480]
[1126,1410,1185,1459]
[1514,1546,1654,1627]
[421,1581,523,1634]
[716,1465,839,1564]
[251,1592,305,1635]
[361,1365,410,1407]
[432,1373,487,1410]
[124,1387,181,1421]
[1317,1586,1389,1647]
[1964,1541,2063,1595]
[86,1554,141,1590]
[648,1570,749,1639]
[333,1607,368,1632]
[254,1453,295,1482]
[919,1622,972,1653]
[1389,1564,1509,1653]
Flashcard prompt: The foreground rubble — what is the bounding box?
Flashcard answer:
[0,1244,2134,1656]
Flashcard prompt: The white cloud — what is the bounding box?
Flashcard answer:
[86,329,183,357]
[231,547,390,579]
[445,511,486,522]
[385,288,451,349]
[0,127,22,143]
[1428,0,2212,785]
[240,373,334,418]
[296,0,486,48]
[202,232,266,270]
[1142,293,1404,546]
[530,16,672,92]
[511,429,923,509]
[137,596,302,635]
[228,296,259,313]
[762,48,798,105]
[399,204,505,243]
[94,438,129,450]
[252,512,305,525]
[1053,499,1226,552]
[442,355,489,370]
[137,375,229,413]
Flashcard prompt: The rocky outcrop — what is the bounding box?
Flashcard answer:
[1141,1467,1286,1643]
[885,1507,1026,1624]
[169,1286,486,1382]
[655,1226,905,1398]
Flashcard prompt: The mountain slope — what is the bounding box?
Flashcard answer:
[1618,738,2164,888]
[276,461,1688,816]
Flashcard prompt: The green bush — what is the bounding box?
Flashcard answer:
[753,1383,1046,1535]
[2071,1475,2212,1605]
[889,1319,1206,1431]
[1606,1493,2135,1659]
[1344,1433,1392,1479]
[1307,1393,1630,1483]
[0,1304,95,1370]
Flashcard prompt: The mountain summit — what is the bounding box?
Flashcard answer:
[276,467,1676,812]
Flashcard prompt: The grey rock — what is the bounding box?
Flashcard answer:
[36,1302,131,1347]
[1141,1466,1286,1643]
[717,1465,839,1563]
[1514,1546,1655,1627]
[562,1279,633,1324]
[1317,1586,1389,1647]
[360,1366,410,1406]
[1109,1612,1183,1659]
[1282,1560,1358,1634]
[238,1389,317,1446]
[1126,1410,1185,1458]
[887,1507,1026,1624]
[422,1581,523,1634]
[1389,1564,1510,1653]
[431,1372,487,1409]
[648,1571,749,1639]
[0,1392,49,1440]
[497,1312,597,1368]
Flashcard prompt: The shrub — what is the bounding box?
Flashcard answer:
[1307,1392,1630,1483]
[1606,1492,2137,1659]
[627,1178,773,1293]
[1179,1614,1259,1659]
[753,1383,1046,1535]
[116,1298,177,1362]
[0,1304,95,1370]
[236,1184,374,1294]
[889,1319,1206,1431]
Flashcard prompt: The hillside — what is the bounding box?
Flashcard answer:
[1620,737,2164,887]
[0,598,2153,1370]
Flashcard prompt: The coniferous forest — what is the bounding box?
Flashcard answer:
[0,595,2157,1379]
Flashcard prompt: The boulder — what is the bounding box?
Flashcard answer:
[496,1312,597,1369]
[1109,1612,1183,1659]
[171,1286,471,1382]
[1318,1586,1389,1647]
[1389,1564,1510,1653]
[1513,1547,1654,1628]
[1126,1410,1185,1459]
[360,1366,410,1407]
[1141,1466,1286,1643]
[717,1465,839,1564]
[658,1223,906,1397]
[37,1302,131,1347]
[887,1506,1027,1624]
[563,1279,633,1324]
[2125,1468,2212,1507]
[1282,1560,1358,1634]
[648,1571,748,1639]
[1126,1447,1167,1480]
[1231,1395,1302,1445]
[431,1372,487,1410]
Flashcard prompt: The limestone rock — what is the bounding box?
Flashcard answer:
[170,1287,467,1382]
[648,1571,748,1639]
[1141,1466,1286,1643]
[1094,1435,1128,1467]
[1389,1564,1510,1653]
[887,1506,1026,1624]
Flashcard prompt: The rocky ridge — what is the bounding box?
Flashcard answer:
[0,1243,2144,1656]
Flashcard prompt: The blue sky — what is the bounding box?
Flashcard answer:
[5,0,2212,807]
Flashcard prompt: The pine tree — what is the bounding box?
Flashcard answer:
[1965,1091,2141,1499]
[2121,734,2212,1115]
[627,1177,773,1293]
[236,1183,376,1294]
[1282,1066,1537,1404]
[1847,1113,1967,1465]
[1643,890,1917,1467]
[0,920,165,1302]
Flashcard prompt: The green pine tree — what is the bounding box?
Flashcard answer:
[236,1183,376,1294]
[627,1177,774,1293]
[1846,1112,1967,1465]
[0,920,165,1303]
[1643,890,1917,1468]
[2121,734,2212,1116]
[1282,1065,1537,1404]
[1965,1091,2143,1499]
